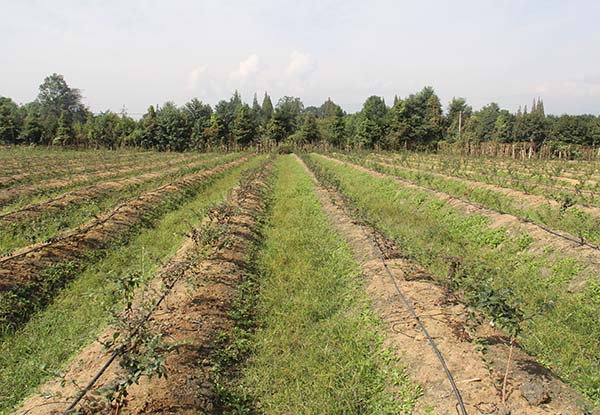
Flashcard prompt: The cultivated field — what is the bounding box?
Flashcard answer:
[0,147,598,414]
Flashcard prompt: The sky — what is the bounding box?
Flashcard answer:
[1,0,600,116]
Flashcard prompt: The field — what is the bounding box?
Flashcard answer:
[0,147,599,414]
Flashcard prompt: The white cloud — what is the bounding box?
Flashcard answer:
[231,54,260,81]
[285,51,315,79]
[187,65,207,91]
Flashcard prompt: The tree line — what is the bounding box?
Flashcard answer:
[1,73,599,151]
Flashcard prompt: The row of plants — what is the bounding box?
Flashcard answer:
[379,152,600,192]
[0,147,174,179]
[332,152,600,247]
[74,160,275,413]
[0,153,198,197]
[0,156,253,335]
[0,153,242,255]
[377,152,600,203]
[0,152,219,212]
[306,153,600,404]
[0,156,266,413]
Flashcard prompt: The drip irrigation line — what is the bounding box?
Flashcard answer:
[63,259,190,414]
[361,225,469,415]
[301,155,468,414]
[62,161,268,414]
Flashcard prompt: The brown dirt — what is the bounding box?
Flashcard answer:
[297,155,590,415]
[0,153,203,208]
[12,238,198,415]
[0,156,248,291]
[13,160,270,415]
[120,164,270,415]
[320,154,600,285]
[0,154,229,229]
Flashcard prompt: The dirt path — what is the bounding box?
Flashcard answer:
[318,154,600,286]
[297,155,590,415]
[13,161,271,415]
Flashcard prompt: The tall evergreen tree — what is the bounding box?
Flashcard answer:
[299,112,320,143]
[19,105,44,145]
[0,97,23,144]
[233,104,257,146]
[261,92,273,126]
[53,111,73,145]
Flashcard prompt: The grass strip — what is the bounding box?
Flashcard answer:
[235,155,420,414]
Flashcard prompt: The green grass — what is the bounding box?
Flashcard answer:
[235,155,420,414]
[0,153,241,255]
[0,156,265,414]
[307,153,600,405]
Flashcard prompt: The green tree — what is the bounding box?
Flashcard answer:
[491,110,515,142]
[299,112,320,143]
[356,117,379,148]
[184,98,213,149]
[0,97,23,144]
[261,92,274,126]
[445,97,472,142]
[266,116,287,144]
[155,102,191,151]
[354,96,387,148]
[387,87,443,149]
[37,73,85,119]
[233,104,257,146]
[425,93,444,143]
[88,111,120,149]
[19,104,44,145]
[53,111,73,145]
[463,103,501,143]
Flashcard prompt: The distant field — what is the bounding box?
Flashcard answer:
[0,147,598,414]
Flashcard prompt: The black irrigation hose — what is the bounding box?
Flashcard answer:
[359,208,469,415]
[341,156,600,254]
[302,155,468,414]
[63,261,188,414]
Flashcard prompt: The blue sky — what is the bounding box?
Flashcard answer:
[1,0,600,115]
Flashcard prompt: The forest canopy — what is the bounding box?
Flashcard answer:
[1,73,599,151]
